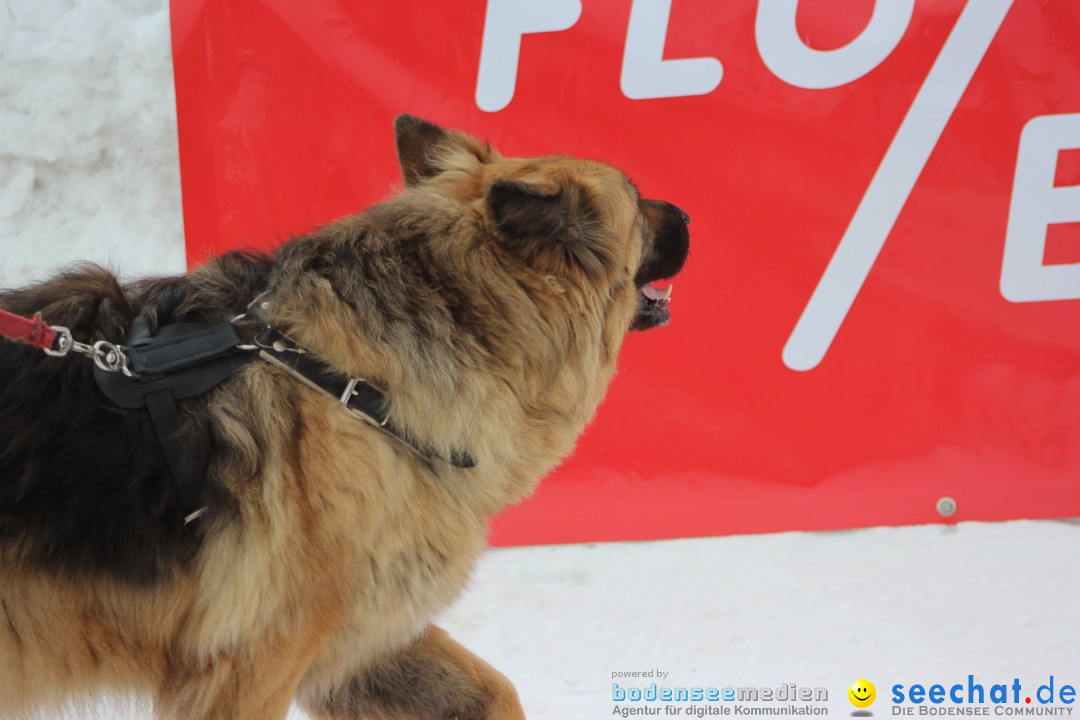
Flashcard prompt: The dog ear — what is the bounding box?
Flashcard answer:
[394,115,452,185]
[487,175,570,242]
[488,175,612,278]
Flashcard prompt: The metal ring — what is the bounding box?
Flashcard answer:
[91,340,126,373]
[43,326,72,357]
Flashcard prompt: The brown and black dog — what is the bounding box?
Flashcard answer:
[0,116,689,719]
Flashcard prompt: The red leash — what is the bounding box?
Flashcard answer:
[0,307,135,374]
[0,308,58,351]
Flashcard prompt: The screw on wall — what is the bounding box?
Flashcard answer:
[936,496,957,518]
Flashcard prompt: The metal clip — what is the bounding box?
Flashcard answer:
[231,314,261,351]
[44,326,137,377]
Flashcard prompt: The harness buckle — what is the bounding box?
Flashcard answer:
[340,377,361,404]
[340,378,390,426]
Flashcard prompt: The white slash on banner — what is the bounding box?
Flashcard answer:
[781,0,1014,372]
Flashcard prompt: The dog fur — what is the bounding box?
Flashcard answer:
[0,116,689,719]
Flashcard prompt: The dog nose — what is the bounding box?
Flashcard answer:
[681,211,690,225]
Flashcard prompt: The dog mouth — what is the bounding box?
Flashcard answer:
[631,281,674,331]
[629,199,690,332]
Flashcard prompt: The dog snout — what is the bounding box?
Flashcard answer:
[643,200,690,232]
[636,200,690,285]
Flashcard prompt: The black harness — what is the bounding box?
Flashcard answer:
[94,318,245,524]
[91,299,475,527]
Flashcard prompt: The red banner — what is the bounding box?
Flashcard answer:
[171,0,1080,545]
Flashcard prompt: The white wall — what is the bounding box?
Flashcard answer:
[0,0,185,290]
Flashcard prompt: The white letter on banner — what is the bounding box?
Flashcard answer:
[1001,114,1080,302]
[475,0,581,112]
[620,0,722,100]
[755,0,913,89]
[782,0,1013,372]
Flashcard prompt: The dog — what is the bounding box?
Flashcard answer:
[0,115,690,719]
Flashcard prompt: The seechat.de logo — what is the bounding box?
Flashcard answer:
[849,678,877,712]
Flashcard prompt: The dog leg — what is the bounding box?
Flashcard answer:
[302,624,526,720]
[158,645,316,720]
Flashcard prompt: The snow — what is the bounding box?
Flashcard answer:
[1,2,1076,719]
[0,0,185,290]
[446,520,1080,718]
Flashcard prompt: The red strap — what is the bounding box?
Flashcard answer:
[0,308,58,351]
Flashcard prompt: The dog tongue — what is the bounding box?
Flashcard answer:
[642,283,673,301]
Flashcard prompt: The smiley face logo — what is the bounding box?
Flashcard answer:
[848,678,876,708]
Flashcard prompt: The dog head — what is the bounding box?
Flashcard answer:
[393,115,689,333]
[265,116,692,479]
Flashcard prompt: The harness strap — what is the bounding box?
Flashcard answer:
[94,320,245,527]
[2,297,478,531]
[254,326,477,469]
[144,389,207,525]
